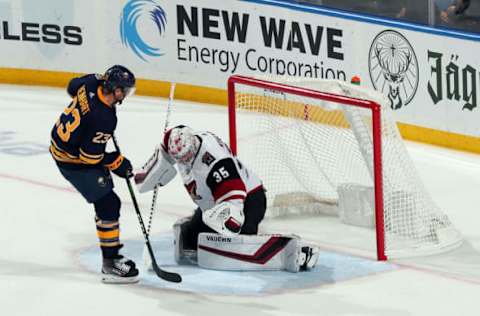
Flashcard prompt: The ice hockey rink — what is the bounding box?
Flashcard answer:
[1,84,479,316]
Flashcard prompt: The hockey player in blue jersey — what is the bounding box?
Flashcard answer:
[50,65,139,283]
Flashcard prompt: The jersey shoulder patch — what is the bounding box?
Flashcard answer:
[201,151,216,166]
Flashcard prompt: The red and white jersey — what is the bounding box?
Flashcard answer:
[177,131,262,211]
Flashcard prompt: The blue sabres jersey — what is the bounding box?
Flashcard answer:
[50,74,117,169]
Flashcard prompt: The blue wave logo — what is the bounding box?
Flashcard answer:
[120,0,167,61]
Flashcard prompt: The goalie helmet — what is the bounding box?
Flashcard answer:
[164,125,200,164]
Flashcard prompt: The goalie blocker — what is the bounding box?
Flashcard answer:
[134,145,177,193]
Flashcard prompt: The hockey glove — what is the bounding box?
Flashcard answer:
[104,151,133,178]
[134,145,177,193]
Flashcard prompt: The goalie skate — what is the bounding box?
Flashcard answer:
[285,238,320,273]
[300,246,320,271]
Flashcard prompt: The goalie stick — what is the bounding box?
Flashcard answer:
[142,82,176,269]
[146,82,175,235]
[111,134,182,283]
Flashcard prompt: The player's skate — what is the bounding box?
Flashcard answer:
[102,255,139,284]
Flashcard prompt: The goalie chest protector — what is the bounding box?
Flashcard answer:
[177,132,262,211]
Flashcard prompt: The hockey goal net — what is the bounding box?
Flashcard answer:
[227,75,462,260]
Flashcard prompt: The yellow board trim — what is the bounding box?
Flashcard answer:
[398,123,480,154]
[0,67,227,105]
[2,67,480,154]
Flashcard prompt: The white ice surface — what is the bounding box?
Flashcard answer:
[0,84,479,316]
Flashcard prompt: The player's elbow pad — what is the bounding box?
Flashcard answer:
[134,146,177,193]
[202,201,245,236]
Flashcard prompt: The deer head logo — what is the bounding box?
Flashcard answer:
[369,30,419,110]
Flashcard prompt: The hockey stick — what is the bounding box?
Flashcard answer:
[142,82,176,269]
[146,82,176,235]
[111,135,182,283]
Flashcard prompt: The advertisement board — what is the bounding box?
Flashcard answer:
[1,0,480,142]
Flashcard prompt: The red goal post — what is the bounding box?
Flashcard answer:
[227,75,462,261]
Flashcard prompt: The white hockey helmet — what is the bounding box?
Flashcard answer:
[165,125,200,164]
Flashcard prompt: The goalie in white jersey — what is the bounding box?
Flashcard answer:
[135,125,319,272]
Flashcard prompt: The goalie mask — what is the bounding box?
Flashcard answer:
[165,126,200,164]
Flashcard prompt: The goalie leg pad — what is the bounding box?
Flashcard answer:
[197,233,320,272]
[173,217,198,265]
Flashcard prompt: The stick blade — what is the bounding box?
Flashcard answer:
[153,263,182,283]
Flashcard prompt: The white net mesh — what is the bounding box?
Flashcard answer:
[230,76,462,259]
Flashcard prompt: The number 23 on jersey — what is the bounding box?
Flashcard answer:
[55,99,81,142]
